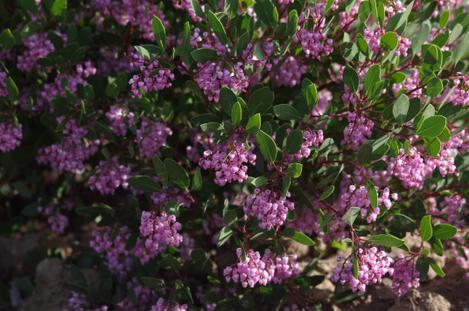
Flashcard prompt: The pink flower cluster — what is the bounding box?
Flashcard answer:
[391,255,420,296]
[93,0,167,40]
[431,195,467,227]
[17,33,55,72]
[172,0,201,22]
[191,28,226,55]
[284,129,324,162]
[87,156,131,195]
[105,105,135,136]
[440,73,469,106]
[0,70,7,97]
[26,61,96,114]
[199,136,256,186]
[129,52,175,98]
[244,189,295,230]
[342,112,374,151]
[274,56,308,87]
[137,211,183,263]
[224,248,299,288]
[364,28,410,57]
[38,201,73,234]
[90,227,133,277]
[337,185,397,223]
[297,29,333,60]
[135,119,172,159]
[392,70,422,98]
[331,247,394,292]
[68,291,109,311]
[37,119,100,173]
[194,61,249,102]
[311,90,332,117]
[0,122,22,153]
[150,298,188,311]
[117,280,154,311]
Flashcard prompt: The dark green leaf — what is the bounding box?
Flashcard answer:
[0,29,16,48]
[231,101,242,125]
[392,94,410,124]
[342,207,360,226]
[255,130,278,162]
[419,215,433,241]
[370,234,405,247]
[164,159,190,189]
[344,65,359,92]
[430,261,445,277]
[207,11,228,45]
[152,15,166,50]
[50,0,67,16]
[128,176,160,193]
[365,180,378,209]
[273,104,301,120]
[380,31,398,50]
[416,115,446,138]
[248,87,274,115]
[286,163,303,179]
[320,185,335,200]
[286,129,303,154]
[190,48,218,62]
[6,77,19,101]
[246,113,261,134]
[434,224,457,240]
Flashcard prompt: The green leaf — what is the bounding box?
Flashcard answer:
[248,87,274,115]
[246,113,261,134]
[453,32,469,64]
[424,138,441,157]
[219,87,237,115]
[430,261,445,277]
[286,163,303,179]
[6,77,19,101]
[231,101,242,125]
[286,10,298,36]
[365,180,378,209]
[364,64,381,98]
[152,156,168,185]
[392,94,410,124]
[380,31,398,50]
[434,224,457,240]
[387,0,413,31]
[303,80,318,109]
[192,167,202,191]
[419,215,433,241]
[207,11,228,45]
[128,176,160,193]
[288,230,315,246]
[439,11,449,28]
[50,0,67,16]
[391,72,407,83]
[342,207,360,226]
[250,176,268,187]
[356,33,369,55]
[217,226,233,247]
[425,78,443,98]
[190,48,218,62]
[319,185,335,200]
[370,234,405,247]
[273,104,301,120]
[438,127,451,142]
[286,129,303,154]
[190,0,205,19]
[134,44,160,59]
[0,29,16,48]
[344,65,359,92]
[139,277,165,289]
[164,159,190,189]
[416,115,446,138]
[254,0,279,28]
[255,130,278,162]
[152,15,166,50]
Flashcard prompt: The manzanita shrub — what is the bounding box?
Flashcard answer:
[0,0,468,310]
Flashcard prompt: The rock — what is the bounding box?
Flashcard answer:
[21,258,70,311]
[389,289,451,311]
